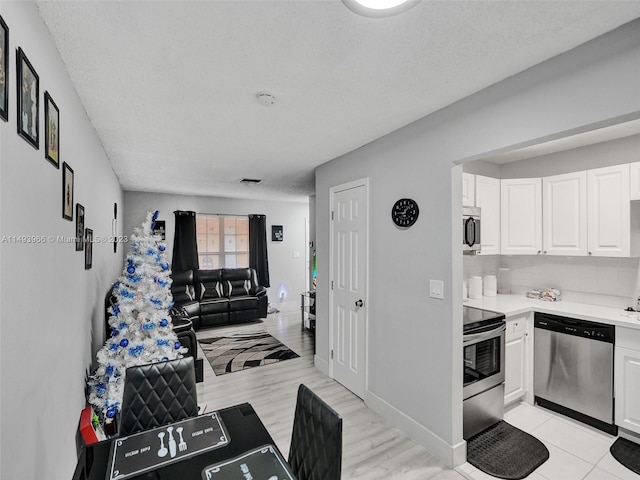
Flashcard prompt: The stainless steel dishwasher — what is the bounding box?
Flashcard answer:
[534,312,617,435]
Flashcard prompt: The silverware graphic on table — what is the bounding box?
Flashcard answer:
[167,426,177,458]
[176,426,187,452]
[157,432,168,457]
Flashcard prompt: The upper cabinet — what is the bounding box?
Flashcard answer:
[462,172,475,207]
[475,175,500,255]
[501,178,542,255]
[629,162,640,201]
[543,171,588,256]
[587,164,630,257]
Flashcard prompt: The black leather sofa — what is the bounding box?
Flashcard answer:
[170,268,268,330]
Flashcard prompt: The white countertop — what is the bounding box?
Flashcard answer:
[464,294,640,330]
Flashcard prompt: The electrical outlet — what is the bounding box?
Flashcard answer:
[429,280,444,300]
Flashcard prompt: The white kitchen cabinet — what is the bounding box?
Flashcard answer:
[543,171,588,256]
[587,164,630,257]
[504,313,530,406]
[475,175,500,255]
[462,172,476,207]
[462,173,475,207]
[630,162,640,201]
[500,178,542,255]
[615,327,640,434]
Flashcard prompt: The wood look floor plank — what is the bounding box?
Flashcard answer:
[194,308,464,479]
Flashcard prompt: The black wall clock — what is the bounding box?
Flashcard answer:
[391,198,419,228]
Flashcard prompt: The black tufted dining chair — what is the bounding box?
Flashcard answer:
[119,357,198,437]
[288,384,343,480]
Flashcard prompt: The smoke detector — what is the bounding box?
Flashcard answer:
[256,92,277,106]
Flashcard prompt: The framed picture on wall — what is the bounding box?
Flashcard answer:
[153,220,165,240]
[16,47,39,148]
[44,91,59,168]
[272,225,283,242]
[62,162,74,221]
[0,15,8,122]
[85,228,93,270]
[76,204,85,251]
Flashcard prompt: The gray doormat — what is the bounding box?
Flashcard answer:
[610,437,640,475]
[467,421,549,480]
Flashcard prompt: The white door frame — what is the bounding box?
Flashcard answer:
[328,177,369,395]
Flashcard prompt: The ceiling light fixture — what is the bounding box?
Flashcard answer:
[343,0,420,18]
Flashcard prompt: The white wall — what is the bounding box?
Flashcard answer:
[0,3,123,479]
[123,191,309,310]
[315,19,640,467]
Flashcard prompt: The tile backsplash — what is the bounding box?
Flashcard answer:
[464,254,640,309]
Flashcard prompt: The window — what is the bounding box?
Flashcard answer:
[196,214,249,269]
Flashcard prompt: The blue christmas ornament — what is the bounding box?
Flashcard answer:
[109,343,119,352]
[159,245,166,252]
[112,305,120,316]
[150,297,162,306]
[153,210,159,221]
[105,365,114,375]
[127,266,135,274]
[111,328,119,338]
[147,248,155,256]
[143,322,155,330]
[156,339,169,346]
[159,318,168,327]
[96,383,106,396]
[118,321,127,329]
[174,341,181,350]
[120,338,129,348]
[162,357,169,361]
[161,263,169,271]
[106,407,117,419]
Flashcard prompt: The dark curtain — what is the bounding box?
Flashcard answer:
[249,214,270,287]
[172,211,199,272]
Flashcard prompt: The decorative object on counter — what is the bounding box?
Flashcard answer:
[87,211,186,425]
[609,437,640,475]
[199,331,299,376]
[466,420,549,480]
[483,275,497,297]
[526,288,561,301]
[497,268,511,295]
[468,276,482,299]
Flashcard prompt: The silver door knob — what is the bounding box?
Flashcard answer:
[355,299,364,307]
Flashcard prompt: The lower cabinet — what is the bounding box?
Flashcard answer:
[504,313,531,406]
[615,329,640,434]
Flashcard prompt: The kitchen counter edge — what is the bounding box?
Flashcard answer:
[464,295,640,330]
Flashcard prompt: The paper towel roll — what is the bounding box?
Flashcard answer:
[483,275,497,297]
[468,276,482,299]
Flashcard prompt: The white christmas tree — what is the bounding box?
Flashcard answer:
[88,210,186,423]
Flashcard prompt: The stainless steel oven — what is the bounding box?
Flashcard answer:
[463,306,505,439]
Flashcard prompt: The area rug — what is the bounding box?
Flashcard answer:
[199,332,299,376]
[610,437,640,475]
[467,420,549,480]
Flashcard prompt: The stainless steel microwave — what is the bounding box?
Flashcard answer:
[463,206,481,254]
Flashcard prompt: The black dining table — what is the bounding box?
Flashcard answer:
[73,402,297,480]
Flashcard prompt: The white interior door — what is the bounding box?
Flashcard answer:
[330,180,368,399]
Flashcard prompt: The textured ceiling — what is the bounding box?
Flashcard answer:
[36,1,640,202]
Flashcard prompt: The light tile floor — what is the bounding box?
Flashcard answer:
[456,402,640,480]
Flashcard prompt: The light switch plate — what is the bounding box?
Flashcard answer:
[430,279,444,300]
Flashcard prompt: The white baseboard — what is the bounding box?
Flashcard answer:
[314,355,329,375]
[364,390,466,469]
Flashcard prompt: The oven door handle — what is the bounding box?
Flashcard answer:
[463,323,506,344]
